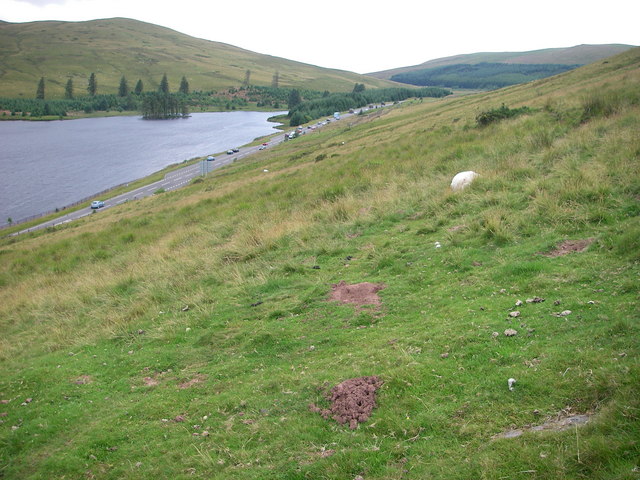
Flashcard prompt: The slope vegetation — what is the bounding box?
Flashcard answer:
[369,43,636,80]
[0,17,398,98]
[0,48,639,479]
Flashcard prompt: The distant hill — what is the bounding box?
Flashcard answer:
[368,44,637,81]
[0,18,399,98]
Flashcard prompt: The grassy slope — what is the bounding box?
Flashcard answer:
[0,17,398,98]
[368,44,637,80]
[0,48,639,479]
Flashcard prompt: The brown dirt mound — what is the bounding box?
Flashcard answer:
[539,238,595,257]
[309,376,383,429]
[329,281,385,308]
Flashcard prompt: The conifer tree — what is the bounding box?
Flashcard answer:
[179,76,189,94]
[64,78,74,99]
[271,71,279,89]
[288,89,302,110]
[134,79,144,94]
[243,69,251,87]
[36,77,45,99]
[118,76,129,97]
[159,73,169,94]
[88,73,97,96]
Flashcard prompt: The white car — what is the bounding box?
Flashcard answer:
[91,200,105,209]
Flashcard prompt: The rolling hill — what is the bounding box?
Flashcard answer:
[1,46,639,478]
[0,17,399,99]
[368,44,637,81]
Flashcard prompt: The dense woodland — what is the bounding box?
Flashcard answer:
[287,86,452,125]
[391,63,580,89]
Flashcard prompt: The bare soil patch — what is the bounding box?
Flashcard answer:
[309,376,383,429]
[539,238,595,257]
[73,375,93,385]
[178,374,207,389]
[329,281,386,309]
[493,412,592,440]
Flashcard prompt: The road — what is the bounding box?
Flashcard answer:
[12,106,386,236]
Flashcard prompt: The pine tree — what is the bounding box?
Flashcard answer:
[118,76,129,97]
[288,89,302,110]
[243,69,251,87]
[134,79,144,94]
[36,77,45,99]
[271,71,279,89]
[159,74,169,94]
[179,76,189,94]
[64,78,74,99]
[88,73,97,96]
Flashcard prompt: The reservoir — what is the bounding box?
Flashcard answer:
[0,111,284,226]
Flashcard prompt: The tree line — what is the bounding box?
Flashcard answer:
[287,85,452,126]
[390,63,580,90]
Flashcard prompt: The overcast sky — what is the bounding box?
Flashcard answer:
[1,0,638,73]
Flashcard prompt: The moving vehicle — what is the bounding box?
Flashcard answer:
[91,200,104,209]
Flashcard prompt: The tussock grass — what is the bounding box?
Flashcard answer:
[1,48,639,479]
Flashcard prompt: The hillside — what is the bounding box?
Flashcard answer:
[0,17,398,98]
[368,44,636,80]
[0,48,639,479]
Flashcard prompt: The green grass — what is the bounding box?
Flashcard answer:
[0,18,398,99]
[0,48,639,479]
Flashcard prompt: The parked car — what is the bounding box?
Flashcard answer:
[206,156,215,161]
[232,148,240,153]
[227,150,234,155]
[91,200,105,209]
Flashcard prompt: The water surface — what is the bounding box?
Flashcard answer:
[0,111,283,224]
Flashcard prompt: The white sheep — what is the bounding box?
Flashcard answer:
[450,171,479,191]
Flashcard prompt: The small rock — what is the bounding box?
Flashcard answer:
[491,332,500,338]
[182,305,190,312]
[526,297,545,303]
[553,300,561,306]
[137,329,146,335]
[312,265,321,269]
[135,462,142,468]
[440,352,449,359]
[509,311,521,318]
[508,378,516,391]
[185,327,191,332]
[533,409,540,416]
[504,329,518,337]
[201,431,210,437]
[515,300,523,306]
[499,289,507,294]
[308,345,315,351]
[553,310,572,317]
[174,415,186,423]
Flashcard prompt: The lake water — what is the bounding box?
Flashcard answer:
[0,111,284,225]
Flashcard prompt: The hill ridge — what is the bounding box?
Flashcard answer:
[0,17,398,98]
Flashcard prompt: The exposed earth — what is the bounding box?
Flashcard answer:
[309,376,384,429]
[329,281,386,309]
